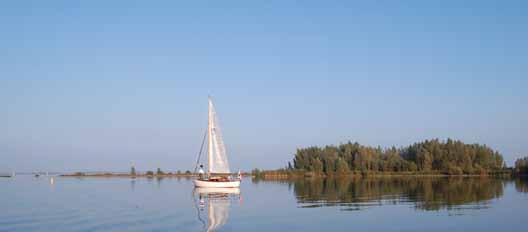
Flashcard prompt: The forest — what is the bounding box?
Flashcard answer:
[291,138,505,175]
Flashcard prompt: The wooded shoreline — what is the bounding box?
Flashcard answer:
[61,173,196,178]
[250,169,516,180]
[59,170,516,179]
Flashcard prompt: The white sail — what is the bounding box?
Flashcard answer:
[208,98,231,174]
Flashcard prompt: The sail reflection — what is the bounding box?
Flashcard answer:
[194,188,240,232]
[289,177,505,211]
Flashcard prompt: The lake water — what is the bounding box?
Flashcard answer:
[1,176,527,232]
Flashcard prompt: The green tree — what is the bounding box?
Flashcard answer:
[312,158,323,174]
[252,168,262,177]
[291,138,505,175]
[335,158,349,175]
[416,149,432,171]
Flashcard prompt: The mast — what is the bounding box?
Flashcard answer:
[208,97,213,174]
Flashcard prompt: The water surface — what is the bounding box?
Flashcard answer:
[1,176,527,231]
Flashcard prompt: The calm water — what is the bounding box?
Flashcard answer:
[1,176,527,232]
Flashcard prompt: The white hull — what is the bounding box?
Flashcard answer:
[195,187,240,194]
[194,179,240,188]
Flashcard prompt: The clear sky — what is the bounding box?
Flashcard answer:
[1,1,527,172]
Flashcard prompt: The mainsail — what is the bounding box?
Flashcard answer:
[208,98,230,174]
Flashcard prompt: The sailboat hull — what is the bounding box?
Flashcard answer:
[195,187,241,194]
[194,179,240,188]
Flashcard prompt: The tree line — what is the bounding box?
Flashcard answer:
[291,138,505,175]
[129,166,192,176]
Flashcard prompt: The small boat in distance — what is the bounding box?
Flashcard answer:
[194,97,240,188]
[1,171,16,178]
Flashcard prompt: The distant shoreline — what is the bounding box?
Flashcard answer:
[59,172,251,178]
[61,173,195,178]
[57,170,517,179]
[250,169,516,180]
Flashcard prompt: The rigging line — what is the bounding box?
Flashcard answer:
[193,127,208,173]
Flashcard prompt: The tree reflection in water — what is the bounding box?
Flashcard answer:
[515,177,528,193]
[290,177,507,211]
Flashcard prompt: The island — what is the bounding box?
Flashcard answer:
[254,138,516,179]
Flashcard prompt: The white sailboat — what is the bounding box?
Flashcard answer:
[194,97,241,188]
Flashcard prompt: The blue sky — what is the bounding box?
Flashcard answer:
[1,1,527,172]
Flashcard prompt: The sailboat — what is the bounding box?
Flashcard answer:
[194,97,241,188]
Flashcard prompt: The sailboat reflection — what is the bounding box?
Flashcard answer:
[193,187,240,232]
